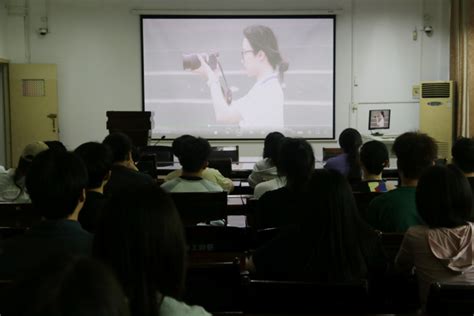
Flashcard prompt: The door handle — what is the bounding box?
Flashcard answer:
[47,113,57,132]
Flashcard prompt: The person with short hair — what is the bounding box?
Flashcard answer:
[248,169,387,282]
[368,132,438,232]
[75,142,113,233]
[6,255,130,316]
[248,131,285,188]
[256,137,314,228]
[0,141,49,202]
[103,132,154,197]
[396,165,474,306]
[94,184,210,316]
[324,128,363,184]
[161,137,222,193]
[0,150,93,280]
[353,140,395,193]
[452,137,474,185]
[164,135,234,192]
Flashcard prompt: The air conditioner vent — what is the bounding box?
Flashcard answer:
[421,82,450,98]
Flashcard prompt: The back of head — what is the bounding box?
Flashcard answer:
[360,140,389,176]
[172,134,194,159]
[94,184,186,316]
[339,128,363,180]
[25,150,88,220]
[263,131,285,164]
[44,140,67,153]
[276,137,315,191]
[14,141,49,185]
[416,165,472,228]
[452,137,474,174]
[103,133,133,163]
[393,132,438,179]
[178,136,211,173]
[75,142,113,189]
[302,169,367,282]
[10,255,129,316]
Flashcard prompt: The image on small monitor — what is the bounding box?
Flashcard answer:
[368,109,390,130]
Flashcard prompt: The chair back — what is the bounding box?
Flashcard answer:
[170,192,228,226]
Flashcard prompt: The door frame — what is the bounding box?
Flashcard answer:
[0,58,11,168]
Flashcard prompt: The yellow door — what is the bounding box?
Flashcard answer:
[9,64,59,166]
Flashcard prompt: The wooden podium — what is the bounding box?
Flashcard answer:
[106,111,151,147]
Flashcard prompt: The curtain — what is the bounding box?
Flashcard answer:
[451,0,474,137]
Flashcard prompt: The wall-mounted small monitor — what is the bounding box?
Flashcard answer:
[368,109,390,130]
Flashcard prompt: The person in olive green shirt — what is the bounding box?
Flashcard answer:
[367,132,438,233]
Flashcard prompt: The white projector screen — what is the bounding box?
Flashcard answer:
[142,16,335,140]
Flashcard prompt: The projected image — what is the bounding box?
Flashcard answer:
[368,110,391,130]
[142,17,335,139]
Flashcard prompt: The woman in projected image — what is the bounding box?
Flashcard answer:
[196,25,288,130]
[375,111,385,128]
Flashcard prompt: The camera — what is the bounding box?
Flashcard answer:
[183,52,219,71]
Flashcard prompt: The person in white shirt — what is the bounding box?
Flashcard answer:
[0,141,49,202]
[161,136,223,193]
[248,131,285,187]
[195,25,289,130]
[375,111,385,128]
[164,135,234,192]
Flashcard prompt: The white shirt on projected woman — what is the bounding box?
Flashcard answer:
[208,73,284,129]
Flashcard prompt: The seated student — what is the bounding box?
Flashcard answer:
[74,142,113,233]
[0,141,49,202]
[324,128,362,184]
[94,184,211,316]
[164,135,234,192]
[6,255,129,316]
[103,132,154,197]
[161,136,223,193]
[0,150,93,280]
[44,140,67,152]
[248,131,285,188]
[367,132,437,232]
[452,137,474,188]
[248,169,387,282]
[256,137,314,228]
[353,140,396,193]
[395,165,474,306]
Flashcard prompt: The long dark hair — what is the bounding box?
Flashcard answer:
[263,131,285,165]
[93,184,186,316]
[416,165,472,228]
[243,25,289,83]
[276,138,315,192]
[301,169,373,282]
[339,128,362,181]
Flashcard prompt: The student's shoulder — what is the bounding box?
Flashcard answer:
[201,179,224,192]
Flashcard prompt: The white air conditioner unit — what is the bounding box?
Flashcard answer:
[419,81,454,160]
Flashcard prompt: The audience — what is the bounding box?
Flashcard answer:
[367,132,437,232]
[164,135,234,192]
[103,132,154,196]
[44,140,67,152]
[94,184,210,316]
[248,131,285,188]
[452,137,474,189]
[0,141,49,202]
[353,140,395,192]
[324,128,362,183]
[6,255,129,316]
[0,150,92,280]
[248,169,387,282]
[74,142,113,233]
[395,165,474,306]
[161,136,223,192]
[256,137,314,228]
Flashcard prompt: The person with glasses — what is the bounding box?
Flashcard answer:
[195,25,288,130]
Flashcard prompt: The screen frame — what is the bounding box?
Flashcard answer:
[368,109,391,131]
[140,14,337,141]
